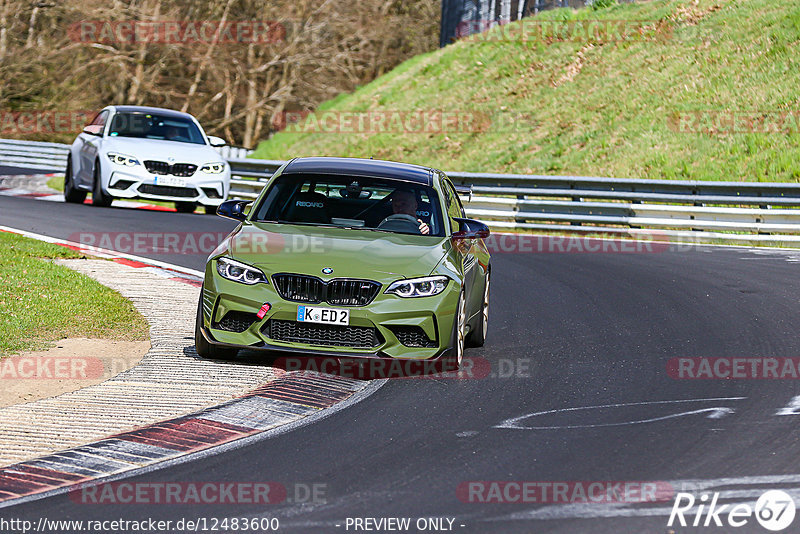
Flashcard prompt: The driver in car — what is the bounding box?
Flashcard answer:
[386,189,430,234]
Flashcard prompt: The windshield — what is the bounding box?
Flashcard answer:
[108,112,206,144]
[253,174,445,237]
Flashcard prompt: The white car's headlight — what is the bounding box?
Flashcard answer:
[106,152,140,166]
[385,276,449,298]
[216,257,268,285]
[200,162,226,174]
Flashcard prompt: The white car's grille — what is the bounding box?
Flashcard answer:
[143,160,198,177]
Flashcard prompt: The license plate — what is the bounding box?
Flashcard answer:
[297,305,349,325]
[153,176,186,187]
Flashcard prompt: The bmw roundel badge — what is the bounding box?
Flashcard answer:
[322,267,333,275]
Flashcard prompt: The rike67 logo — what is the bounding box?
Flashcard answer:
[668,490,796,531]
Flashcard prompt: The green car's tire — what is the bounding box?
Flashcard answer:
[64,156,87,204]
[176,202,197,214]
[467,271,489,348]
[441,289,467,372]
[91,162,113,207]
[194,293,239,360]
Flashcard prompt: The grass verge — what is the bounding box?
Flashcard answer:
[0,231,149,356]
[253,0,800,182]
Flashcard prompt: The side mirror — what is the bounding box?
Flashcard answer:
[452,217,490,240]
[207,135,227,147]
[82,124,103,136]
[217,199,251,221]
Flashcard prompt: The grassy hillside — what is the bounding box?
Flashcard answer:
[253,0,800,182]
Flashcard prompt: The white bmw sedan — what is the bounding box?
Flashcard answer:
[64,105,231,213]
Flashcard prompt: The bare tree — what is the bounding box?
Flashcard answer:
[0,0,439,147]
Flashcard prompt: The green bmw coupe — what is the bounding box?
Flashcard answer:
[195,157,491,369]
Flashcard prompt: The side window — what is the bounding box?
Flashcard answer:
[91,110,108,127]
[441,180,461,233]
[447,180,466,218]
[87,110,109,136]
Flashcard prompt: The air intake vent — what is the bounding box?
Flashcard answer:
[389,326,437,348]
[264,319,380,348]
[214,311,257,333]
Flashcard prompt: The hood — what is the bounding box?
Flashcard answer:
[226,222,450,284]
[102,137,223,164]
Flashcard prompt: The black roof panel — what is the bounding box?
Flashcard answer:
[282,157,434,186]
[110,105,195,120]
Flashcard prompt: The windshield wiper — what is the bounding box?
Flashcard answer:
[265,220,430,236]
[275,220,338,227]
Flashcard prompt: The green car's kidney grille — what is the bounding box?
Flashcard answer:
[272,274,381,307]
[273,274,326,303]
[265,319,380,348]
[327,280,381,306]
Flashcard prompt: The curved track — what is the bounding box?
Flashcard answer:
[3,193,800,533]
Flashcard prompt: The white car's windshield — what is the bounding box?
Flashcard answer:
[108,112,206,145]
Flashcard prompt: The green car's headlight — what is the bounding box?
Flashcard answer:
[106,152,140,166]
[216,257,268,285]
[200,162,226,174]
[385,276,449,298]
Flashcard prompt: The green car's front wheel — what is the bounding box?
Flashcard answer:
[195,293,239,360]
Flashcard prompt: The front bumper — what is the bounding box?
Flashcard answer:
[107,168,230,206]
[200,263,461,360]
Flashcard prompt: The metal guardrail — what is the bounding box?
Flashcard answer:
[0,139,70,170]
[5,139,800,243]
[227,160,800,243]
[226,158,285,200]
[0,139,252,171]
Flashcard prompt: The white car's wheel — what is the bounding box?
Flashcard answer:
[175,202,197,214]
[91,161,112,207]
[64,155,86,204]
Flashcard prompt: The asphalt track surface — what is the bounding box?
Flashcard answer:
[3,193,800,533]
